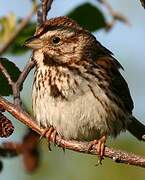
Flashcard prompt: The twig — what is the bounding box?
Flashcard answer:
[0,0,145,170]
[0,96,145,168]
[13,57,35,106]
[0,142,22,157]
[0,58,34,106]
[0,62,14,87]
[37,0,53,24]
[16,57,35,88]
[0,129,39,172]
[97,0,130,30]
[42,0,54,22]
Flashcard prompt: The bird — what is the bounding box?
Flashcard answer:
[24,16,145,160]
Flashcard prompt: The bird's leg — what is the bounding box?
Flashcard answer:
[52,129,57,146]
[43,128,65,153]
[41,127,57,151]
[88,135,107,164]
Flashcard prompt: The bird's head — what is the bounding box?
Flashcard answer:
[24,16,97,67]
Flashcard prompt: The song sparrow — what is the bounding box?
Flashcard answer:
[25,16,145,158]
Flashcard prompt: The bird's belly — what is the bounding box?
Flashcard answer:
[32,85,127,141]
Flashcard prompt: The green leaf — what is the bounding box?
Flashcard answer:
[67,3,107,32]
[140,0,145,8]
[0,58,21,96]
[0,13,16,43]
[8,22,36,55]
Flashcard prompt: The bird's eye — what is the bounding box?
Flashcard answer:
[51,36,61,45]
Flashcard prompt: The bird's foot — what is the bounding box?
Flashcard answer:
[41,127,57,151]
[88,135,107,165]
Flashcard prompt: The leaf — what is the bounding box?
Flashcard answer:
[0,58,21,96]
[0,160,3,172]
[8,22,36,55]
[67,3,107,32]
[140,0,145,8]
[0,13,16,43]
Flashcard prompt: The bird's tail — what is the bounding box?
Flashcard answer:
[127,116,145,140]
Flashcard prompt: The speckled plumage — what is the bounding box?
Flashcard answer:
[25,16,145,141]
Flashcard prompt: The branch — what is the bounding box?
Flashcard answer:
[37,0,53,24]
[0,129,39,172]
[0,0,145,170]
[42,0,54,22]
[0,1,50,106]
[13,57,35,106]
[0,57,34,106]
[0,142,22,157]
[0,96,145,168]
[97,0,130,30]
[16,57,35,88]
[0,62,14,87]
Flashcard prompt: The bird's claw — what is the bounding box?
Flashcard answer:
[41,127,57,151]
[88,135,107,165]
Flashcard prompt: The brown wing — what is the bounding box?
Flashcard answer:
[95,50,134,113]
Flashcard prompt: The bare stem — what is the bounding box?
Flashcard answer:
[0,0,145,169]
[42,0,54,22]
[97,0,130,30]
[0,96,145,168]
[16,57,35,88]
[13,57,35,106]
[0,57,34,106]
[0,62,14,87]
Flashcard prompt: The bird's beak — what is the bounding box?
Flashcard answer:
[24,36,44,49]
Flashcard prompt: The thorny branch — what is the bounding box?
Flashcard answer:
[0,0,145,170]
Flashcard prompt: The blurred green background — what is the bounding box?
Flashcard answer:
[0,0,145,179]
